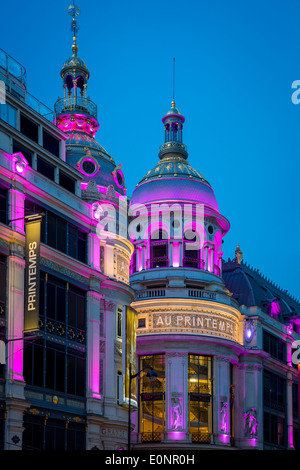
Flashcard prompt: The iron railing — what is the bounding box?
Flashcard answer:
[54,96,97,119]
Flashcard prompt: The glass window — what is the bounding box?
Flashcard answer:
[0,103,16,127]
[150,230,168,268]
[263,331,286,362]
[13,140,32,167]
[139,354,165,443]
[36,156,55,181]
[0,186,7,225]
[59,171,75,193]
[20,113,38,143]
[43,130,60,158]
[188,355,212,442]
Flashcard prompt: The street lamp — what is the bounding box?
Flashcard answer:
[128,363,158,450]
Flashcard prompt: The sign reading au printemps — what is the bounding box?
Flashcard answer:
[141,312,239,341]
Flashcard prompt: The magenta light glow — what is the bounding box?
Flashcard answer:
[12,152,28,175]
[167,431,186,441]
[172,241,180,267]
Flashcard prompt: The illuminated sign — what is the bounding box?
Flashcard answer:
[122,306,138,407]
[24,215,42,332]
[137,309,240,342]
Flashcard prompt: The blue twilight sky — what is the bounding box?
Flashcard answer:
[1,0,299,299]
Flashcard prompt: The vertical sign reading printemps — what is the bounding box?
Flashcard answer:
[122,306,138,407]
[24,215,42,332]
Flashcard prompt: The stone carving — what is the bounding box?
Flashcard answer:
[220,402,228,433]
[171,397,183,430]
[83,179,99,201]
[244,408,258,438]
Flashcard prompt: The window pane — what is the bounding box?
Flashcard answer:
[37,156,55,181]
[20,114,38,143]
[57,218,67,253]
[13,140,32,166]
[43,130,59,157]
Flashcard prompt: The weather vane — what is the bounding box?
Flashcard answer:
[68,1,80,53]
[68,1,80,38]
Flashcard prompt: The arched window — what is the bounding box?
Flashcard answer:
[149,229,169,268]
[183,230,203,269]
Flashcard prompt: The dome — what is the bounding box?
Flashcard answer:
[131,100,219,211]
[60,53,89,78]
[131,156,219,211]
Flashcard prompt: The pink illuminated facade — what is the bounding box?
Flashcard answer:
[128,100,300,450]
[0,4,299,452]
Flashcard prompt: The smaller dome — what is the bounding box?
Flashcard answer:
[61,53,89,77]
[162,100,185,123]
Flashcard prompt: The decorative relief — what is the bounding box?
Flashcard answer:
[40,258,88,285]
[113,249,130,284]
[220,402,228,434]
[243,408,258,438]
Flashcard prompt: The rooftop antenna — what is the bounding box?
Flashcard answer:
[172,57,176,108]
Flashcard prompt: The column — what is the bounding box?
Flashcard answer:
[213,356,231,446]
[286,370,294,449]
[8,184,25,234]
[235,361,263,450]
[165,351,189,442]
[5,242,29,449]
[86,289,103,450]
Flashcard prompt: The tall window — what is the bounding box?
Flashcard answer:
[263,331,286,363]
[25,200,87,263]
[264,412,285,448]
[0,256,5,380]
[188,355,212,442]
[0,185,7,225]
[22,414,86,450]
[183,230,203,269]
[150,230,168,268]
[139,354,165,442]
[24,273,86,397]
[263,369,285,412]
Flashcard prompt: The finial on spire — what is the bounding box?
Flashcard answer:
[68,1,80,55]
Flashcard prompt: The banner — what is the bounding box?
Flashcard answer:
[122,305,138,407]
[24,215,42,332]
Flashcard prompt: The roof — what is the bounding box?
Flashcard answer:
[222,258,300,322]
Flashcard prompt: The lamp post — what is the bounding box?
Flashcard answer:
[128,363,158,451]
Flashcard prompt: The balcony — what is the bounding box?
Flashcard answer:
[135,287,216,301]
[54,96,97,119]
[0,48,54,122]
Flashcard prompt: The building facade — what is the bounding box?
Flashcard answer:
[0,19,135,450]
[0,6,299,451]
[128,101,300,450]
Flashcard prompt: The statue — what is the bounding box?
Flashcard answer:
[220,402,228,433]
[244,408,258,437]
[171,397,182,430]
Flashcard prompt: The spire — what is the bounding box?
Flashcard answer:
[68,1,80,56]
[54,3,99,138]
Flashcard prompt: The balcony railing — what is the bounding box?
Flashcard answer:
[188,289,216,300]
[54,96,97,119]
[149,257,169,269]
[0,48,26,86]
[191,433,211,444]
[141,432,162,443]
[183,257,205,270]
[135,288,166,299]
